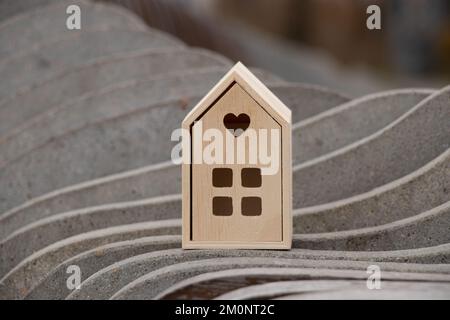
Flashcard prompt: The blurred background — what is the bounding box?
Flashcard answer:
[98,0,450,96]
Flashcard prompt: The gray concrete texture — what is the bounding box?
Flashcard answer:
[0,0,148,61]
[212,280,450,300]
[276,284,450,299]
[65,253,450,299]
[293,149,450,233]
[0,87,430,231]
[158,272,450,300]
[27,240,450,300]
[0,82,347,237]
[3,143,446,245]
[0,80,342,214]
[60,202,450,299]
[0,66,284,168]
[0,48,231,137]
[0,0,449,300]
[2,195,449,280]
[0,195,181,278]
[3,86,442,220]
[0,0,60,22]
[3,95,448,244]
[5,138,441,242]
[0,220,181,299]
[292,86,450,208]
[107,259,450,300]
[0,87,421,175]
[27,235,181,300]
[4,217,450,299]
[0,29,185,98]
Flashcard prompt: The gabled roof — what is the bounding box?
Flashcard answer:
[182,62,291,127]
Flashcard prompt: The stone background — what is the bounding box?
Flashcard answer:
[0,0,449,299]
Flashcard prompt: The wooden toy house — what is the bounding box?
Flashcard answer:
[182,62,292,249]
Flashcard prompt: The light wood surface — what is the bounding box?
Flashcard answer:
[182,62,292,249]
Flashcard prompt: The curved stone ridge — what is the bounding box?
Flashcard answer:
[0,87,433,233]
[0,0,148,61]
[0,0,58,22]
[0,0,449,300]
[0,48,231,138]
[108,259,450,300]
[0,196,181,278]
[2,195,449,279]
[161,273,450,300]
[0,80,338,215]
[26,240,450,300]
[0,29,185,98]
[0,220,181,299]
[293,149,450,233]
[292,85,450,208]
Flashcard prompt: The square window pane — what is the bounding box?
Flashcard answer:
[213,197,233,216]
[212,168,233,187]
[241,168,261,187]
[241,197,261,216]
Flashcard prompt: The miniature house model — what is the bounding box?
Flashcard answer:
[182,62,292,249]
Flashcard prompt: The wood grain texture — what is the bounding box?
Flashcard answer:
[182,62,292,249]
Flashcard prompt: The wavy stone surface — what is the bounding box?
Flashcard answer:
[0,0,148,61]
[0,0,449,300]
[0,48,231,137]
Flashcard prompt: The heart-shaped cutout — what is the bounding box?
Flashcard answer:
[223,113,250,137]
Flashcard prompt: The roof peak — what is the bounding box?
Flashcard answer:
[183,62,291,126]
